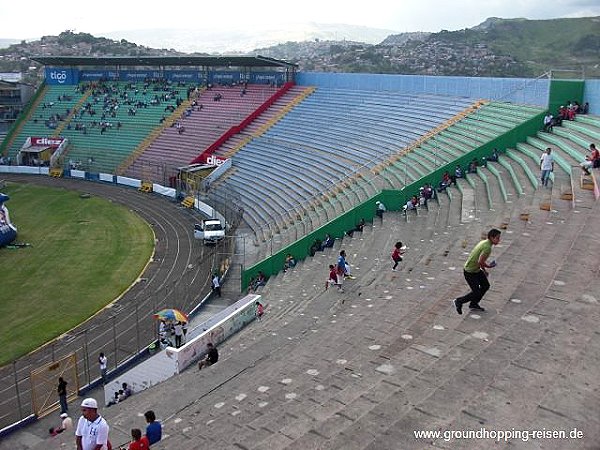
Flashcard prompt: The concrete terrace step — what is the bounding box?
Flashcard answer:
[150,191,597,449]
[13,173,598,450]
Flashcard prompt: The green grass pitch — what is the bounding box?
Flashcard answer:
[0,181,154,366]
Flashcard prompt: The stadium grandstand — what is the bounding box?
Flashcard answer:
[1,55,600,449]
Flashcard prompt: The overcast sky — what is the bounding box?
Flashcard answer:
[1,0,599,39]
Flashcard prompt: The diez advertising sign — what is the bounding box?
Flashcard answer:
[31,137,65,149]
[204,155,227,166]
[45,68,78,85]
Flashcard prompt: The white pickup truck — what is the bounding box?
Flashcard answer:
[194,219,225,245]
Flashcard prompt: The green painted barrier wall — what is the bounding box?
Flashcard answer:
[241,109,546,290]
[548,79,584,115]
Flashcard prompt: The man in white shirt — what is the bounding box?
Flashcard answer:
[98,353,107,384]
[75,398,109,450]
[174,321,184,348]
[375,201,386,220]
[212,273,221,298]
[543,113,553,132]
[539,147,554,188]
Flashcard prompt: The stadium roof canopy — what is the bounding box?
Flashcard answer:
[31,55,297,69]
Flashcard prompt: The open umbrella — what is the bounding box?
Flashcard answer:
[153,308,188,323]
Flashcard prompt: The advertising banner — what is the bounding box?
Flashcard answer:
[30,137,65,149]
[79,70,119,81]
[209,71,241,84]
[250,71,284,84]
[120,70,162,81]
[45,68,78,85]
[165,71,204,83]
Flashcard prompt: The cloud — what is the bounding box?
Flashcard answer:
[1,0,598,39]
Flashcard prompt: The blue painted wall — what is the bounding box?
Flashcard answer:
[296,72,551,107]
[583,79,600,115]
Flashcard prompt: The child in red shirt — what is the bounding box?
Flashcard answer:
[128,428,150,450]
[325,264,343,292]
[255,301,264,321]
[392,241,406,271]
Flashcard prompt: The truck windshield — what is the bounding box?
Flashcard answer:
[205,223,222,231]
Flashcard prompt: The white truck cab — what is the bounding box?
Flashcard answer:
[194,219,225,245]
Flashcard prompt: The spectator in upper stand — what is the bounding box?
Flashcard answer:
[325,264,343,292]
[336,250,350,283]
[309,239,322,257]
[127,428,149,450]
[556,106,567,125]
[255,301,265,320]
[320,234,334,251]
[566,101,577,120]
[254,271,266,290]
[198,342,219,370]
[488,148,500,162]
[467,158,478,174]
[107,391,120,407]
[144,411,162,446]
[422,183,434,200]
[582,102,590,114]
[345,218,366,237]
[284,253,296,272]
[438,171,453,192]
[543,113,554,132]
[403,196,418,212]
[122,382,132,398]
[455,165,464,179]
[418,188,428,207]
[590,143,600,169]
[540,147,554,187]
[375,201,386,220]
[247,276,256,293]
[581,143,599,174]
